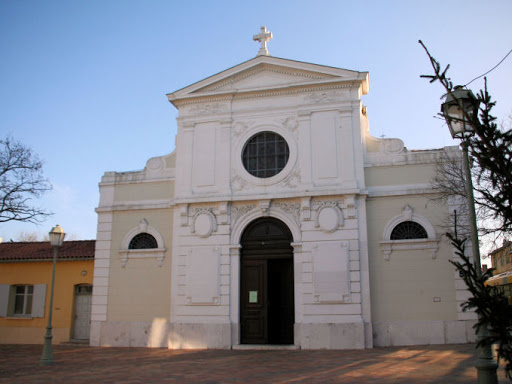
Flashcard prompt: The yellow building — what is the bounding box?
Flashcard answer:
[486,241,512,303]
[0,240,95,344]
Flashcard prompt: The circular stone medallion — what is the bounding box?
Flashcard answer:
[317,207,340,233]
[194,213,214,238]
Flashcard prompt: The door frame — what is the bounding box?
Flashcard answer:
[239,217,294,345]
[72,284,93,340]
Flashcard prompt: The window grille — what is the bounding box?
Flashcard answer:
[128,233,158,249]
[390,221,428,240]
[242,131,289,178]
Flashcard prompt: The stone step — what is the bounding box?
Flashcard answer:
[232,344,300,350]
[60,339,90,346]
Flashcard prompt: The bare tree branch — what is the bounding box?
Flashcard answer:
[420,40,512,237]
[0,136,52,223]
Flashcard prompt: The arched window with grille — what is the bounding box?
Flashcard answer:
[119,220,166,267]
[380,206,439,261]
[128,233,158,249]
[390,221,428,240]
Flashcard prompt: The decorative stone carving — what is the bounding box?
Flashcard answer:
[315,205,343,233]
[281,116,298,130]
[273,202,301,228]
[380,138,405,154]
[305,90,340,104]
[146,157,164,173]
[301,197,311,221]
[345,196,357,219]
[258,200,271,215]
[232,121,250,140]
[312,199,343,211]
[218,202,229,224]
[311,200,344,232]
[402,205,413,220]
[191,208,217,238]
[280,116,299,139]
[283,168,301,188]
[138,219,148,232]
[232,172,247,191]
[189,102,228,116]
[231,204,257,226]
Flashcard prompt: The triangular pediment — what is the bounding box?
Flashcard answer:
[194,64,337,93]
[167,55,368,105]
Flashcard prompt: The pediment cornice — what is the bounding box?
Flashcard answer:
[171,81,363,108]
[167,55,369,108]
[197,63,331,93]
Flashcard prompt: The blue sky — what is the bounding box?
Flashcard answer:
[1,0,511,242]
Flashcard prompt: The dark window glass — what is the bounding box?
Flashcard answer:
[75,285,93,294]
[242,131,289,178]
[13,285,33,315]
[129,233,158,249]
[390,221,428,240]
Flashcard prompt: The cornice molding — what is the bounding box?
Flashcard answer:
[172,81,362,108]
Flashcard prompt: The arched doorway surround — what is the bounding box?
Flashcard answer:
[240,217,294,344]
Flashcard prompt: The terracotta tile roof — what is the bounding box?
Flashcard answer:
[0,240,95,262]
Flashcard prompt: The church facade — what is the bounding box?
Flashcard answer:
[91,28,476,349]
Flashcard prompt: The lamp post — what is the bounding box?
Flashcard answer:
[40,225,65,366]
[441,87,498,383]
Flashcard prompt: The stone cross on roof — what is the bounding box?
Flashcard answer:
[253,26,273,56]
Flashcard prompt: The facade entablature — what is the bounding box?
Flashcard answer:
[173,187,366,206]
[175,195,360,232]
[171,80,365,108]
[173,87,363,121]
[96,199,175,213]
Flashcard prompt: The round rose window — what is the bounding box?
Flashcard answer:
[242,131,289,178]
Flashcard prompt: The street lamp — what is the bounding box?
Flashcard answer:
[442,87,498,383]
[40,225,66,366]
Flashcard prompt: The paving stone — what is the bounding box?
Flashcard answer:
[0,344,508,383]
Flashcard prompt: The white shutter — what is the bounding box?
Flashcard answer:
[0,285,9,317]
[31,284,46,318]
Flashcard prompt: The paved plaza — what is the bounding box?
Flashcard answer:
[0,343,509,383]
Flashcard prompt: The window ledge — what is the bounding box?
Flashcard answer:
[5,315,33,320]
[380,239,439,261]
[118,248,166,268]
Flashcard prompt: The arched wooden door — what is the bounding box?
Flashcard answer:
[240,218,294,344]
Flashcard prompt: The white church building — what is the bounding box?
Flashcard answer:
[91,28,476,349]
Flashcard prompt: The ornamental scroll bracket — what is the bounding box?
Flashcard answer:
[259,200,271,216]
